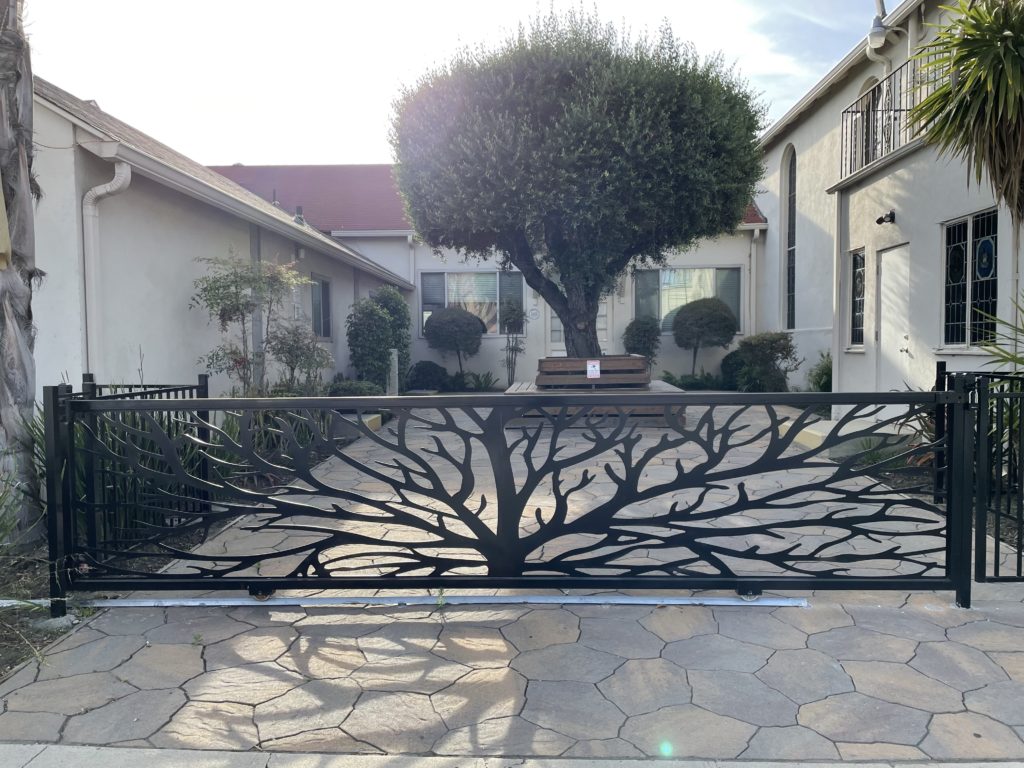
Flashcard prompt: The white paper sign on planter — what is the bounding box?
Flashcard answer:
[586,360,601,379]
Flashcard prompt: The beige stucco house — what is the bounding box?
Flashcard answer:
[211,163,769,385]
[32,78,412,397]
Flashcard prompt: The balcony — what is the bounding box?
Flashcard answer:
[839,54,939,180]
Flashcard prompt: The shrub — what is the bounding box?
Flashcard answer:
[623,317,661,363]
[467,371,500,391]
[720,350,744,390]
[328,377,385,397]
[672,298,738,374]
[423,307,485,373]
[735,331,802,392]
[807,350,832,392]
[501,300,527,386]
[371,285,412,390]
[267,321,334,393]
[662,371,722,390]
[407,361,450,391]
[345,299,393,389]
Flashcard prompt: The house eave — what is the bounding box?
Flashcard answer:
[76,140,414,291]
[760,0,922,151]
[331,229,416,238]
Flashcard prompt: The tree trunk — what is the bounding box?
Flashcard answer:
[0,0,39,541]
[561,284,602,358]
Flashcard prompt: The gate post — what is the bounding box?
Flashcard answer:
[934,361,948,503]
[43,385,69,618]
[196,374,211,515]
[81,374,98,552]
[948,373,974,608]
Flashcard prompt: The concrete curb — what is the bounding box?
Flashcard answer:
[3,744,1023,768]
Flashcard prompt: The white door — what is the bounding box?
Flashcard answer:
[876,244,912,413]
[546,299,611,357]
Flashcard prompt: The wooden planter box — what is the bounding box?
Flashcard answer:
[534,355,651,389]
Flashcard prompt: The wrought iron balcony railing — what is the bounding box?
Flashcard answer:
[840,54,938,179]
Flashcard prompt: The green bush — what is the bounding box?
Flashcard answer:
[371,285,412,390]
[807,350,832,392]
[267,321,333,393]
[623,317,661,362]
[328,377,385,397]
[735,331,802,392]
[345,299,393,389]
[467,371,500,391]
[662,371,722,390]
[407,361,451,391]
[672,298,738,374]
[720,350,743,390]
[423,308,485,373]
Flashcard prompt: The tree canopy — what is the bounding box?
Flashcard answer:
[391,10,764,357]
[672,297,738,374]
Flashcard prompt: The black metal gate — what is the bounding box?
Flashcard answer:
[43,379,976,614]
[971,372,1024,583]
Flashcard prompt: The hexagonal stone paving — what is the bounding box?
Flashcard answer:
[62,688,186,744]
[742,725,840,759]
[690,669,798,726]
[434,625,517,668]
[756,648,853,704]
[621,704,756,758]
[597,657,691,715]
[254,678,361,741]
[640,605,716,641]
[662,633,771,672]
[150,701,257,750]
[922,712,1024,759]
[510,643,622,682]
[184,662,305,705]
[501,609,579,652]
[430,667,526,730]
[577,617,663,658]
[798,692,931,744]
[843,660,964,713]
[910,640,1009,692]
[522,680,624,739]
[341,691,446,752]
[433,715,574,756]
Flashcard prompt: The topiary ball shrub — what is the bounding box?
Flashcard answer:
[720,350,744,391]
[407,361,451,391]
[623,316,662,363]
[328,378,385,397]
[672,298,738,374]
[423,307,485,372]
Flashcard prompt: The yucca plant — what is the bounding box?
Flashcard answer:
[912,0,1024,362]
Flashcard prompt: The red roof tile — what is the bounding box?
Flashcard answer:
[210,162,768,233]
[742,202,767,226]
[208,164,412,233]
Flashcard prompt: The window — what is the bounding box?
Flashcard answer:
[784,149,797,329]
[944,209,998,346]
[850,250,865,346]
[634,267,741,332]
[420,271,524,334]
[311,274,331,338]
[551,302,608,344]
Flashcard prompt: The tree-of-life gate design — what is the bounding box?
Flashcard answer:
[51,390,969,602]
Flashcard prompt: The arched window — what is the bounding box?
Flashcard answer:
[783,147,796,330]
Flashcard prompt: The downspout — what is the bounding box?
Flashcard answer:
[81,161,132,374]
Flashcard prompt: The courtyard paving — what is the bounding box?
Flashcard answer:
[1,585,1023,759]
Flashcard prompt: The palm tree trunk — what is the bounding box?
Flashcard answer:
[0,0,40,541]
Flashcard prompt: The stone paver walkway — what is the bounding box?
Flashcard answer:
[1,584,1024,760]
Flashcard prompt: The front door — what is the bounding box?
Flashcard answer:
[876,244,912,412]
[546,299,611,357]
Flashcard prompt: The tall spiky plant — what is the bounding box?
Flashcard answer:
[911,0,1024,363]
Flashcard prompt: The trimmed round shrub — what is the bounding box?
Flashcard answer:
[623,316,661,362]
[423,307,485,372]
[735,331,802,392]
[720,350,744,390]
[328,378,384,397]
[407,360,451,391]
[672,298,738,374]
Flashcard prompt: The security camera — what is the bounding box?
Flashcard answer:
[876,209,896,225]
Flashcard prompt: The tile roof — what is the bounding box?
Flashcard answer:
[34,77,411,287]
[209,164,412,233]
[212,163,768,234]
[742,202,768,226]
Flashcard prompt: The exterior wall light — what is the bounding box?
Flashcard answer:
[876,209,896,225]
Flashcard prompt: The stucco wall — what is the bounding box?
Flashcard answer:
[34,103,86,395]
[336,231,757,387]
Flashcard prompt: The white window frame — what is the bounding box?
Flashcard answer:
[310,273,331,340]
[941,208,999,349]
[418,270,526,338]
[634,265,745,335]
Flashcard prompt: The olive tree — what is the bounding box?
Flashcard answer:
[391,10,763,357]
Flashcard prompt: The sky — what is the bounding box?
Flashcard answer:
[26,0,879,166]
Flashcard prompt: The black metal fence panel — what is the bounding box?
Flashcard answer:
[44,386,974,611]
[972,373,1024,582]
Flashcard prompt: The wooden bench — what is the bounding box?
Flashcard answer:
[535,355,651,389]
